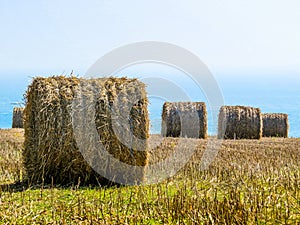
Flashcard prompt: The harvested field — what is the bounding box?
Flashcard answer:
[0,129,24,184]
[1,129,299,224]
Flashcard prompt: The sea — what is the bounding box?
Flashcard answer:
[0,71,299,137]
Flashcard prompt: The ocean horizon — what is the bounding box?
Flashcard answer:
[1,74,299,137]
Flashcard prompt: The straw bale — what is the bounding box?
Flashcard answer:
[12,107,24,128]
[218,106,262,139]
[23,76,149,185]
[161,102,207,139]
[262,113,289,138]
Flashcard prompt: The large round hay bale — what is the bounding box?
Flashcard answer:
[218,106,262,139]
[262,113,289,138]
[24,76,149,185]
[12,107,24,128]
[161,102,207,139]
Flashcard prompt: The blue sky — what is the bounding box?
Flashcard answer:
[0,0,300,104]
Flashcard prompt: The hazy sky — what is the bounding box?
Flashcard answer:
[1,0,300,77]
[0,1,300,135]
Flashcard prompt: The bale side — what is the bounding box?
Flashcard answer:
[95,78,149,184]
[24,76,149,185]
[218,106,262,140]
[262,113,289,138]
[12,107,24,128]
[161,102,207,139]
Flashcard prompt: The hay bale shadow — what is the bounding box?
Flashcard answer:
[0,178,121,193]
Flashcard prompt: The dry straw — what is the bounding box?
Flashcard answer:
[218,106,262,140]
[262,113,289,138]
[12,107,24,128]
[23,76,149,185]
[161,102,207,139]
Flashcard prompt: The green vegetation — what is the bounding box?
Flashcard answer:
[0,129,299,224]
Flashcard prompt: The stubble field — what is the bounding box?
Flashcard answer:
[0,129,299,224]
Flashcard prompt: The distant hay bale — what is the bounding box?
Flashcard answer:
[12,107,24,128]
[161,102,207,139]
[262,113,289,138]
[24,76,149,185]
[218,106,262,139]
